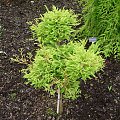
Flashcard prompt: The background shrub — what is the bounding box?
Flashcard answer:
[22,41,104,99]
[29,6,78,46]
[79,0,120,58]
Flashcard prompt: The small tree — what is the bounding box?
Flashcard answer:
[23,6,104,114]
[22,41,104,113]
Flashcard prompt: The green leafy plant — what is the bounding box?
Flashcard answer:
[79,0,120,58]
[0,25,1,36]
[23,6,104,114]
[46,108,57,116]
[9,92,17,100]
[0,25,3,38]
[28,6,78,46]
[22,41,104,100]
[108,85,112,92]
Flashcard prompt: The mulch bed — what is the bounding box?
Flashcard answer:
[0,0,120,120]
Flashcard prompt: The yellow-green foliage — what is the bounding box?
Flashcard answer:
[80,0,120,58]
[22,41,104,99]
[23,6,104,100]
[29,6,78,46]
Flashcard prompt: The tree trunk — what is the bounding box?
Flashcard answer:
[57,88,63,114]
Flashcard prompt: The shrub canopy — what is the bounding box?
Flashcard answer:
[23,41,104,99]
[29,6,78,46]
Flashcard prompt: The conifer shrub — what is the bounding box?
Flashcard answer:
[23,6,104,113]
[28,6,78,46]
[22,41,104,99]
[79,0,120,58]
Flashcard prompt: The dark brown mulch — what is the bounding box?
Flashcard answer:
[0,0,120,120]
